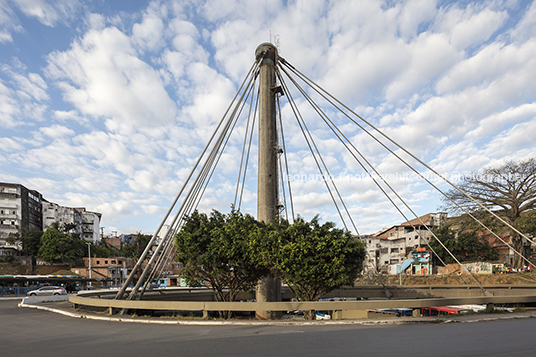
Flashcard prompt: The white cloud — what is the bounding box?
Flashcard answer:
[13,0,81,27]
[1,0,535,235]
[132,3,165,53]
[45,26,178,128]
[508,0,536,43]
[39,124,75,138]
[435,3,508,50]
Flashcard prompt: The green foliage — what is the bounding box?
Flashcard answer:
[38,227,86,265]
[117,233,152,259]
[266,216,366,304]
[429,225,498,265]
[517,211,536,237]
[175,210,270,304]
[441,158,536,268]
[91,244,116,258]
[175,210,367,320]
[6,230,43,256]
[134,234,152,259]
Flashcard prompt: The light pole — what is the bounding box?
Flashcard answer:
[86,242,92,287]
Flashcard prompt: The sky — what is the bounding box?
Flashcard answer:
[1,0,535,236]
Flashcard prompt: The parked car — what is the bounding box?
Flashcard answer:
[28,286,67,296]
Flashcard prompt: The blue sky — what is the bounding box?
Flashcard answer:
[1,0,535,235]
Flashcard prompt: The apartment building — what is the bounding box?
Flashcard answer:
[42,200,102,243]
[359,212,447,275]
[1,182,102,253]
[0,182,43,254]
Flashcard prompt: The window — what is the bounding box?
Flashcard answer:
[96,261,100,265]
[391,248,399,253]
[390,259,399,264]
[105,260,108,265]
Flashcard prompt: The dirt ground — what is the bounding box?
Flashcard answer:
[355,272,536,285]
[3,262,536,286]
[0,263,73,276]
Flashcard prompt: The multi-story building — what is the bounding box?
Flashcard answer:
[42,200,102,243]
[360,235,407,274]
[72,257,136,287]
[78,208,101,243]
[1,182,102,254]
[0,182,43,254]
[359,213,447,274]
[374,212,447,249]
[42,200,82,233]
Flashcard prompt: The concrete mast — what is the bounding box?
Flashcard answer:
[255,42,281,319]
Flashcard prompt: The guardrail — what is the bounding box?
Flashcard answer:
[0,287,37,297]
[70,294,536,319]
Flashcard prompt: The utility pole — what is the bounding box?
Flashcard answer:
[86,242,92,287]
[255,42,282,319]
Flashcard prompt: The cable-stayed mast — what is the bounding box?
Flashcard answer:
[255,42,282,319]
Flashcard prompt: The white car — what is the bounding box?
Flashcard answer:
[28,286,67,296]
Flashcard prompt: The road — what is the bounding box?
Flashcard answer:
[2,299,536,357]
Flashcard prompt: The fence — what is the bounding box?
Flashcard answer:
[0,286,37,297]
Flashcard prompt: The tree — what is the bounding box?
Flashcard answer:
[6,230,42,256]
[442,158,536,268]
[90,244,115,258]
[266,217,366,320]
[38,226,86,266]
[175,210,270,313]
[130,233,152,259]
[429,226,498,265]
[38,227,63,263]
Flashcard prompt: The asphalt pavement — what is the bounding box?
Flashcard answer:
[14,295,536,326]
[4,298,536,357]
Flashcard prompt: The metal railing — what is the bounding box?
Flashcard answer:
[0,287,37,297]
[70,294,536,318]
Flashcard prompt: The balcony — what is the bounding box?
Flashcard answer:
[0,224,19,230]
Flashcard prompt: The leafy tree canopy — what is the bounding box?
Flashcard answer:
[441,158,536,268]
[6,230,42,256]
[265,216,366,319]
[38,226,86,265]
[175,210,269,304]
[429,225,498,265]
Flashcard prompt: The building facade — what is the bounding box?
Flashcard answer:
[1,182,102,254]
[0,182,43,253]
[72,257,136,287]
[374,212,447,249]
[42,200,102,243]
[359,213,446,275]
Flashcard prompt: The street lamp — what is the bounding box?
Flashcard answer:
[86,242,92,287]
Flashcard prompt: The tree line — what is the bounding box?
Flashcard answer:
[441,158,536,268]
[6,223,152,266]
[175,210,367,320]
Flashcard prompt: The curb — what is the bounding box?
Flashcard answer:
[18,302,536,326]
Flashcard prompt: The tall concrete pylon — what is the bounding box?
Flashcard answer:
[255,42,282,319]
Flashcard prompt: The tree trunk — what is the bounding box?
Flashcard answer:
[511,231,524,269]
[304,310,316,320]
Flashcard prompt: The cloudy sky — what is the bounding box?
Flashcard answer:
[1,0,535,236]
